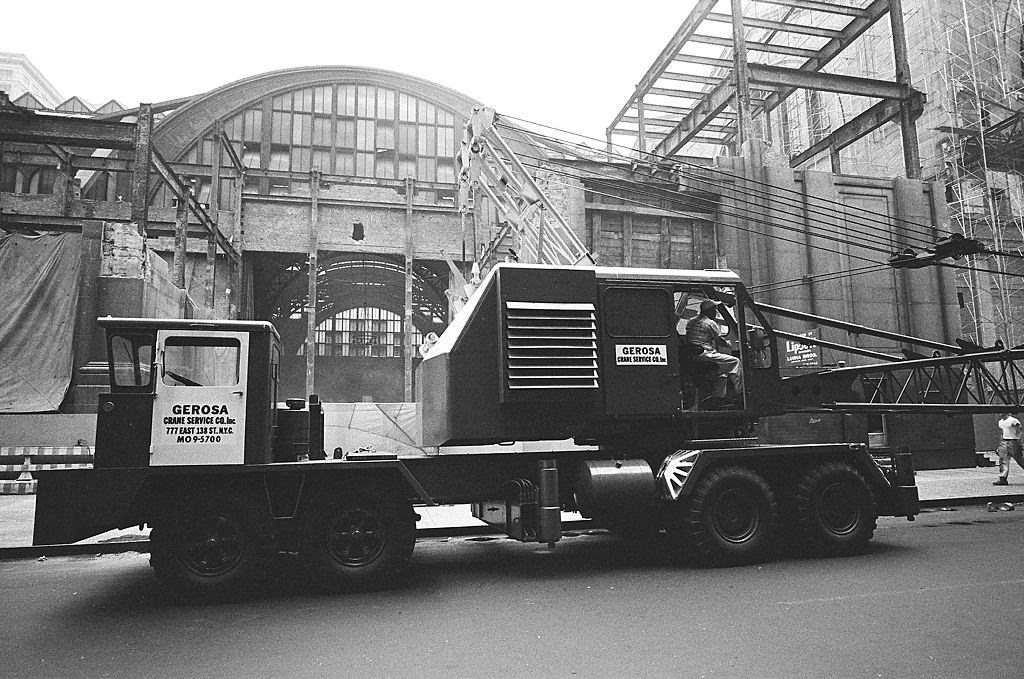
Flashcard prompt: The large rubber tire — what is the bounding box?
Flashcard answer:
[794,462,877,557]
[149,492,266,600]
[681,465,779,566]
[299,487,416,593]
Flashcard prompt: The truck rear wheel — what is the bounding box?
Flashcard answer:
[299,487,416,593]
[679,465,778,566]
[794,462,877,556]
[149,492,265,599]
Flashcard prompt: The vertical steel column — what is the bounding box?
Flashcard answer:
[636,92,647,158]
[306,170,321,398]
[172,186,189,290]
[130,103,153,235]
[889,0,922,179]
[404,177,415,402]
[729,0,754,147]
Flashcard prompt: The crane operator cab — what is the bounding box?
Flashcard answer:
[672,283,776,413]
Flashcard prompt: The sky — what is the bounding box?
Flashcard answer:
[6,0,696,143]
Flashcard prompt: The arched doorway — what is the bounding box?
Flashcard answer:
[253,252,448,402]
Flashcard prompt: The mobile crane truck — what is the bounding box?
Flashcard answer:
[32,262,923,598]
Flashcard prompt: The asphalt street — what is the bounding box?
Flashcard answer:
[2,505,1022,679]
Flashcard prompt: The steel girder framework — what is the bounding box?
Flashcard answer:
[784,348,1024,412]
[0,95,240,265]
[607,0,925,177]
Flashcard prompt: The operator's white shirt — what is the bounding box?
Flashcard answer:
[998,415,1021,440]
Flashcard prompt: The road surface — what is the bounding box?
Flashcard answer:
[2,505,1022,678]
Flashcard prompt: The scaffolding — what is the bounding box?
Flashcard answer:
[927,0,1024,347]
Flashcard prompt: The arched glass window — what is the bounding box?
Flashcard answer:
[298,307,424,358]
[180,85,458,201]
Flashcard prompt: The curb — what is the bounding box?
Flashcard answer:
[919,494,1024,509]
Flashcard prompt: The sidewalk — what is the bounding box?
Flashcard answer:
[2,466,1022,553]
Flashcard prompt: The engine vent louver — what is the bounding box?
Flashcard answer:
[505,301,599,391]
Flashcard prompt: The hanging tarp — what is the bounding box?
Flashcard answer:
[0,233,81,412]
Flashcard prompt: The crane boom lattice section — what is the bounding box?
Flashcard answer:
[785,349,1024,413]
[459,107,594,271]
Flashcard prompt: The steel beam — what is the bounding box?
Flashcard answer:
[788,98,903,167]
[689,33,820,59]
[755,301,960,352]
[753,0,869,18]
[305,169,320,398]
[150,148,239,265]
[608,0,718,129]
[648,86,711,98]
[94,95,197,121]
[0,110,137,149]
[672,54,735,69]
[658,71,723,86]
[706,11,845,39]
[649,79,735,156]
[753,0,892,117]
[129,104,153,233]
[748,63,910,99]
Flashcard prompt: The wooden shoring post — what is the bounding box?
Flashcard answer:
[232,166,245,319]
[404,176,415,402]
[210,120,223,212]
[204,235,216,310]
[888,0,921,179]
[130,103,153,235]
[305,169,320,399]
[729,0,754,147]
[172,181,190,290]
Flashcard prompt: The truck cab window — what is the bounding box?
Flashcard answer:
[110,334,154,388]
[162,337,240,387]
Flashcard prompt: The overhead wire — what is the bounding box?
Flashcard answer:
[508,142,911,256]
[513,157,890,268]
[500,113,946,243]
[499,114,947,247]
[507,145,901,261]
[499,120,939,250]
[748,263,891,292]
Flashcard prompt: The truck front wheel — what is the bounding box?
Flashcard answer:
[794,462,877,556]
[299,487,416,593]
[680,465,778,566]
[149,492,265,599]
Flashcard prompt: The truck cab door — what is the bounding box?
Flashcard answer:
[600,285,679,416]
[150,329,249,466]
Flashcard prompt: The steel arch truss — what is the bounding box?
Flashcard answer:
[253,252,448,333]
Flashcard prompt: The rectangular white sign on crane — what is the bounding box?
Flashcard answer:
[614,344,668,365]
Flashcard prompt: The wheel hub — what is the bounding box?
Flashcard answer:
[182,514,244,577]
[819,482,860,535]
[712,488,758,543]
[327,506,386,567]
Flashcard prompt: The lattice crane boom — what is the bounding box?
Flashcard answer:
[458,107,594,270]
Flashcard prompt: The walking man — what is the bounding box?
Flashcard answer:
[993,411,1024,485]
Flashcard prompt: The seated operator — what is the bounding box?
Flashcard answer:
[685,300,743,404]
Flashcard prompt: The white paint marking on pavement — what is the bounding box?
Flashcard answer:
[779,578,1024,606]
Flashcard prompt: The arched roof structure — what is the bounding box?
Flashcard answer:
[151,66,481,197]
